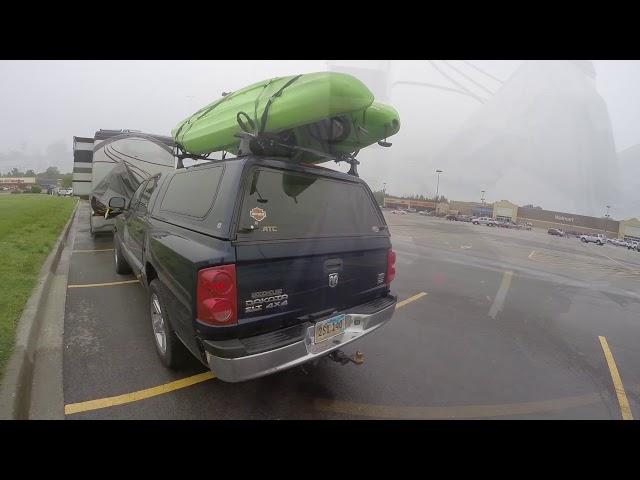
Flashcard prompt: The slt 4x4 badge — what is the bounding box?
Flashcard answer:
[250,207,266,222]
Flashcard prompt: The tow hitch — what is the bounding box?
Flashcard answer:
[328,349,365,366]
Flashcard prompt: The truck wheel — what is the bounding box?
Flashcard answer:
[581,238,586,243]
[114,237,132,274]
[149,279,189,369]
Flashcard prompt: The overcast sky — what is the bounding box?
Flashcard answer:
[0,60,638,212]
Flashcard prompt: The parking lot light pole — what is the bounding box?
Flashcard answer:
[481,190,486,214]
[435,169,443,213]
[383,182,387,208]
[604,205,611,236]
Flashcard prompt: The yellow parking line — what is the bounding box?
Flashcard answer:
[68,279,140,289]
[65,371,215,415]
[73,248,115,252]
[396,292,428,309]
[599,336,633,420]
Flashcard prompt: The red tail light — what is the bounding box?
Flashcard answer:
[197,265,237,326]
[386,249,396,284]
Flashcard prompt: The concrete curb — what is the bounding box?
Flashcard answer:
[0,200,79,419]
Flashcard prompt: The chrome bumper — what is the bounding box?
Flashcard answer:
[205,297,396,383]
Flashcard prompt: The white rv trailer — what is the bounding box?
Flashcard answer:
[89,130,175,236]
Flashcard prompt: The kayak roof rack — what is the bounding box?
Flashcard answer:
[234,131,361,176]
[173,134,361,177]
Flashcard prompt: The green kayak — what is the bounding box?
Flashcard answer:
[172,71,400,163]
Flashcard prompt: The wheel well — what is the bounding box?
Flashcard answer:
[145,262,158,286]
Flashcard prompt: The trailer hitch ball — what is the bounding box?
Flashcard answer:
[329,349,365,366]
[352,351,365,365]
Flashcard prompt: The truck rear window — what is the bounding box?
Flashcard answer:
[237,168,384,240]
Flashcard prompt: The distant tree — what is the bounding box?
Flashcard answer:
[45,166,60,178]
[61,173,72,188]
[371,190,385,205]
[9,167,24,177]
[30,185,42,194]
[25,169,36,176]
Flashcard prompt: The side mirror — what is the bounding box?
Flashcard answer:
[109,196,126,209]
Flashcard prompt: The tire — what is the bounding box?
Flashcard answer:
[581,238,587,243]
[149,279,189,369]
[114,236,132,274]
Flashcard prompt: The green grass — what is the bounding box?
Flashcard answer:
[0,194,76,377]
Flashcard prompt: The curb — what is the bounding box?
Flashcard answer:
[0,199,79,419]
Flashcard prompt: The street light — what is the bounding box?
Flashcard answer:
[383,182,387,208]
[435,169,443,213]
[604,205,611,236]
[481,190,486,214]
[435,170,443,201]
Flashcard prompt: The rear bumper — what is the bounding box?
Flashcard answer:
[204,295,396,383]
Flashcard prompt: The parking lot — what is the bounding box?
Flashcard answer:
[62,201,640,419]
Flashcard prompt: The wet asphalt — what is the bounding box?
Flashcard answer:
[63,203,640,419]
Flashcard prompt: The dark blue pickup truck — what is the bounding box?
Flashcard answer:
[109,156,397,382]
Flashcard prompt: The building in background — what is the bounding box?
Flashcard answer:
[72,136,94,198]
[0,176,36,190]
[618,218,640,243]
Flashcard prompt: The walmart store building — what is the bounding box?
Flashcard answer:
[385,196,640,242]
[492,200,640,242]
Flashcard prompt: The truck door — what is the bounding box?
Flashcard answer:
[126,176,160,273]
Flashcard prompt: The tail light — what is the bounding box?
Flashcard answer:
[386,249,396,284]
[197,265,237,326]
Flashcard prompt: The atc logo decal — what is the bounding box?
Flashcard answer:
[249,207,267,222]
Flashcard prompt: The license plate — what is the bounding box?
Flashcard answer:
[314,314,346,344]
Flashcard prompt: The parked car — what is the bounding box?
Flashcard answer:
[418,210,431,216]
[580,233,606,245]
[456,215,473,222]
[57,188,73,196]
[445,214,457,221]
[110,157,397,383]
[499,220,519,229]
[472,216,493,225]
[406,208,417,213]
[627,241,638,251]
[518,223,532,230]
[548,228,565,237]
[390,209,407,215]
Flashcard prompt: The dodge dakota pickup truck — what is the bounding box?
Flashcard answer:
[109,156,397,382]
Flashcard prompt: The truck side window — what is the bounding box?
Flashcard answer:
[136,177,159,215]
[129,180,148,212]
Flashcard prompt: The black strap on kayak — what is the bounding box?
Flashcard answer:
[253,79,274,133]
[258,74,303,134]
[237,112,256,133]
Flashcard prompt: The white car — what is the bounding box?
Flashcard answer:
[627,241,638,251]
[472,216,493,225]
[391,209,407,215]
[580,233,606,245]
